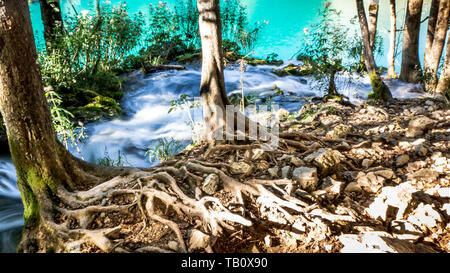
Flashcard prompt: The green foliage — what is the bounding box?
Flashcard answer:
[97,148,129,167]
[297,4,349,94]
[145,138,183,163]
[45,90,86,151]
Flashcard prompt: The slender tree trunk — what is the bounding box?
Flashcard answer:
[399,0,424,83]
[436,34,450,97]
[424,0,440,64]
[0,0,118,252]
[424,0,450,91]
[39,0,64,51]
[197,0,231,141]
[356,0,392,101]
[368,0,380,51]
[388,0,397,78]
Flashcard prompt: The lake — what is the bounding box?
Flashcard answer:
[29,0,434,69]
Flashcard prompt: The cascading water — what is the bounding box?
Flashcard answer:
[0,62,429,252]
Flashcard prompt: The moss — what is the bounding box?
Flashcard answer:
[246,57,283,66]
[368,72,392,102]
[74,95,122,122]
[271,63,313,77]
[175,52,202,64]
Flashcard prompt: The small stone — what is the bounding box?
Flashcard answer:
[344,182,362,193]
[264,235,272,247]
[407,168,439,184]
[314,177,344,200]
[230,161,252,175]
[407,203,444,232]
[391,220,423,242]
[357,172,385,193]
[202,173,220,195]
[415,144,427,156]
[168,241,178,251]
[251,148,265,160]
[396,154,409,167]
[268,166,279,177]
[374,169,395,180]
[361,159,373,169]
[406,116,436,137]
[281,166,291,178]
[332,124,354,138]
[291,157,304,167]
[304,148,344,175]
[292,166,319,192]
[188,229,210,251]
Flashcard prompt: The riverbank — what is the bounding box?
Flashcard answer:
[21,95,449,253]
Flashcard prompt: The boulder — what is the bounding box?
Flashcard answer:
[292,167,319,191]
[406,116,436,137]
[407,168,439,184]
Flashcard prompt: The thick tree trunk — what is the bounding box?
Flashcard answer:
[423,0,450,91]
[356,0,392,101]
[399,0,424,83]
[39,0,64,51]
[368,0,380,51]
[0,0,118,252]
[197,0,231,141]
[387,0,397,78]
[436,34,450,97]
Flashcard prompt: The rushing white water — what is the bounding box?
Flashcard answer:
[0,61,432,252]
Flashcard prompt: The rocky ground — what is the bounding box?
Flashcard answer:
[52,96,449,254]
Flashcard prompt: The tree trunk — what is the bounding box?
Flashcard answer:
[356,0,392,101]
[424,0,440,64]
[423,0,450,91]
[399,0,424,83]
[368,0,380,51]
[39,0,64,51]
[197,0,231,141]
[0,0,118,252]
[436,34,450,98]
[387,0,397,78]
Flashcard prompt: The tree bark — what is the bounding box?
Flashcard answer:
[39,0,64,51]
[197,0,231,141]
[0,0,119,252]
[424,0,440,64]
[399,0,424,83]
[436,34,450,98]
[355,0,392,101]
[423,0,450,91]
[387,0,397,78]
[368,0,380,51]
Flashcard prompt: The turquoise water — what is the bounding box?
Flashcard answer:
[29,0,435,68]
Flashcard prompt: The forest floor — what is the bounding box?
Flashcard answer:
[52,96,449,253]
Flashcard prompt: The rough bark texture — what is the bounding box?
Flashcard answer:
[356,0,392,101]
[0,0,120,252]
[368,0,380,51]
[399,0,424,83]
[388,0,397,78]
[197,0,231,140]
[424,0,440,64]
[436,34,450,97]
[424,0,450,91]
[39,0,64,51]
